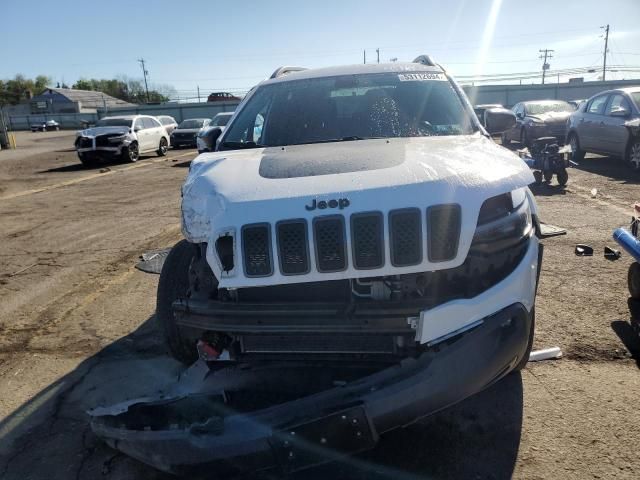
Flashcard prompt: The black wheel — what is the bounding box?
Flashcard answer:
[543,170,553,183]
[157,240,199,364]
[157,137,168,157]
[78,152,96,167]
[533,170,543,185]
[627,139,640,170]
[556,168,568,186]
[569,133,585,162]
[520,128,530,148]
[629,263,640,300]
[122,141,139,163]
[514,307,535,371]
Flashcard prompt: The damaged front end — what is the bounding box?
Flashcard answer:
[90,303,532,476]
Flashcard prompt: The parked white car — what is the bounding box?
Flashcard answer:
[157,115,179,135]
[75,115,170,166]
[196,112,234,153]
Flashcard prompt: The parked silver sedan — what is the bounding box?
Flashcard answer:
[566,87,640,169]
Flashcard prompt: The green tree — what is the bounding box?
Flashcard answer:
[0,74,51,105]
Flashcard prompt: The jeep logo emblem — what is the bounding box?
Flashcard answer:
[305,198,350,211]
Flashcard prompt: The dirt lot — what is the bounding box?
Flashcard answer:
[1,130,640,479]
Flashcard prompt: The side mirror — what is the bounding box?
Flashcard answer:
[610,106,630,118]
[484,107,516,135]
[208,127,223,145]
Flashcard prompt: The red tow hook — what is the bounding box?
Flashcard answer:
[196,339,221,361]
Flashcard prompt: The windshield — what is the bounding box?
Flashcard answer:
[630,92,640,110]
[526,101,573,115]
[211,114,232,126]
[95,118,133,127]
[220,72,474,149]
[179,119,205,129]
[159,117,174,125]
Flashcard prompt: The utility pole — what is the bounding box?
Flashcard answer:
[138,58,150,103]
[601,24,610,81]
[539,49,554,85]
[376,48,380,64]
[197,85,201,103]
[363,50,366,64]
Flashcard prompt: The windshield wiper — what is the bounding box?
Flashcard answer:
[220,141,264,150]
[303,136,384,145]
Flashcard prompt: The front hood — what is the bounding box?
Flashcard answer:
[173,128,201,134]
[182,135,535,287]
[79,126,130,137]
[530,111,571,124]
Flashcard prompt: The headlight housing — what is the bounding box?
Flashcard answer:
[107,135,127,143]
[471,188,532,254]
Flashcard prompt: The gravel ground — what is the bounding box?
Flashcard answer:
[0,131,639,479]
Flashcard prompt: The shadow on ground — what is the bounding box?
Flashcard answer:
[0,317,524,480]
[574,155,640,185]
[38,156,156,173]
[611,298,640,369]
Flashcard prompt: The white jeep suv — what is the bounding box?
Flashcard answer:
[75,115,170,166]
[91,58,540,476]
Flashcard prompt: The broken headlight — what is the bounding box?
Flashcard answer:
[471,188,532,254]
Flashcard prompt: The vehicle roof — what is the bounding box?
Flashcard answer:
[180,117,210,121]
[522,99,571,105]
[214,112,234,117]
[262,62,445,85]
[100,114,155,120]
[157,115,175,119]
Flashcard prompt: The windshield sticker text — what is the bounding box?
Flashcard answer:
[398,73,445,82]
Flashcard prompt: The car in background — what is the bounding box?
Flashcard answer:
[501,100,574,147]
[566,87,640,169]
[170,118,211,148]
[157,115,178,135]
[207,92,241,102]
[568,99,586,110]
[196,112,234,153]
[31,119,60,132]
[74,115,169,166]
[473,104,503,126]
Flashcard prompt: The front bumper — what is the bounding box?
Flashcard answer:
[172,135,198,147]
[90,302,533,476]
[89,239,541,475]
[527,124,567,143]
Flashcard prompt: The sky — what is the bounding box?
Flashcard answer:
[2,0,639,101]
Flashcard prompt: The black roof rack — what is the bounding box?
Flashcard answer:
[412,55,436,67]
[269,66,308,79]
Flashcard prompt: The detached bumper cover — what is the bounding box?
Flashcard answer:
[89,302,533,476]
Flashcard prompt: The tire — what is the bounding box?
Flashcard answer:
[543,170,553,183]
[533,170,543,185]
[568,133,585,162]
[156,240,199,364]
[157,137,168,157]
[520,128,530,148]
[626,139,640,170]
[556,168,569,187]
[629,263,640,300]
[78,152,96,167]
[122,141,139,163]
[514,307,535,371]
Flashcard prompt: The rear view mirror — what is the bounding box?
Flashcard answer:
[484,108,516,135]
